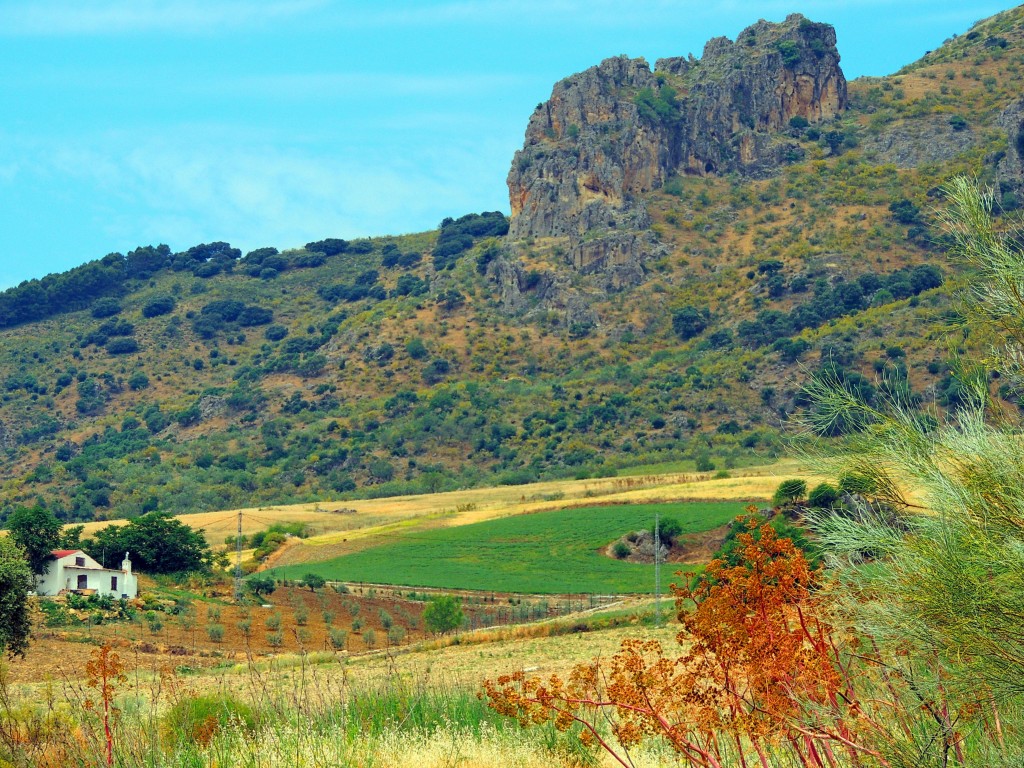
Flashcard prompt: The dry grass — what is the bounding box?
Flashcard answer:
[264,459,819,567]
[76,458,810,542]
[179,603,678,703]
[66,459,814,570]
[190,722,678,768]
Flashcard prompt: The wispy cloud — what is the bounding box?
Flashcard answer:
[0,0,323,36]
[204,72,528,100]
[28,132,509,254]
[7,67,527,103]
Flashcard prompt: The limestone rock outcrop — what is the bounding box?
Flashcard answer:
[997,97,1024,197]
[505,14,847,285]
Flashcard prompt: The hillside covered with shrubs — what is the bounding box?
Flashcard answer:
[3,8,1024,523]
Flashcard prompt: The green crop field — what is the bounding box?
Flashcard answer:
[268,502,745,594]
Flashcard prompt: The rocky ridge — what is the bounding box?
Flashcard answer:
[502,13,847,292]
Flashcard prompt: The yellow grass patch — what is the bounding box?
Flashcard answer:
[68,459,826,568]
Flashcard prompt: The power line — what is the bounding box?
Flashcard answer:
[195,512,243,531]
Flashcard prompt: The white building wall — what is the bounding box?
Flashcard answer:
[35,551,138,599]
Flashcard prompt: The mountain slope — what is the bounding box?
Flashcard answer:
[2,8,1023,524]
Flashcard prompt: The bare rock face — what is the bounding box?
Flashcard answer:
[198,395,227,422]
[505,14,847,284]
[508,55,662,240]
[997,98,1024,197]
[860,114,982,168]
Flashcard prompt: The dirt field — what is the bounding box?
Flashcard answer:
[9,584,627,685]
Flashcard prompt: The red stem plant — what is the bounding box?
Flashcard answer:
[483,515,927,767]
[83,644,128,767]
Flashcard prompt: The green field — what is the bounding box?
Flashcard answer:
[269,502,744,594]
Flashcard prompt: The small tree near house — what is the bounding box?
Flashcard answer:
[0,537,33,658]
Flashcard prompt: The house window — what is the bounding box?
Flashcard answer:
[77,574,88,590]
[111,576,118,591]
[75,557,85,567]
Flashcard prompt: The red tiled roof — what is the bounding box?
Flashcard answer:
[50,550,81,558]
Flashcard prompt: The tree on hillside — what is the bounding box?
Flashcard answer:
[0,536,33,658]
[652,516,682,547]
[82,511,211,573]
[671,305,708,341]
[301,573,326,592]
[6,505,61,575]
[247,575,276,598]
[423,594,463,635]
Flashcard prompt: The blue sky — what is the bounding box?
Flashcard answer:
[0,0,1012,289]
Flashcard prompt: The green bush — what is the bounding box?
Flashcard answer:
[406,338,428,360]
[612,541,630,559]
[329,628,348,650]
[775,39,801,67]
[423,595,463,635]
[142,296,175,318]
[807,482,840,508]
[387,625,406,645]
[106,337,139,355]
[264,324,288,341]
[695,453,715,472]
[652,517,683,547]
[671,305,708,340]
[162,694,257,747]
[772,478,807,506]
[206,624,224,642]
[302,573,326,591]
[838,471,876,495]
[247,575,276,597]
[128,372,149,390]
[91,298,122,318]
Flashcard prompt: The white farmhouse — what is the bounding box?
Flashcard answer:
[35,549,138,599]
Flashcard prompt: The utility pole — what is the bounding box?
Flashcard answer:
[654,512,661,628]
[234,510,243,601]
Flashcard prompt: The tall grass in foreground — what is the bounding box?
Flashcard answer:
[0,640,614,768]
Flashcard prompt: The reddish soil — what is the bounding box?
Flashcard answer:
[10,585,569,684]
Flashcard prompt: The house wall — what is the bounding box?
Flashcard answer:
[35,552,138,598]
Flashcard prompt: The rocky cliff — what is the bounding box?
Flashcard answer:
[504,14,846,285]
